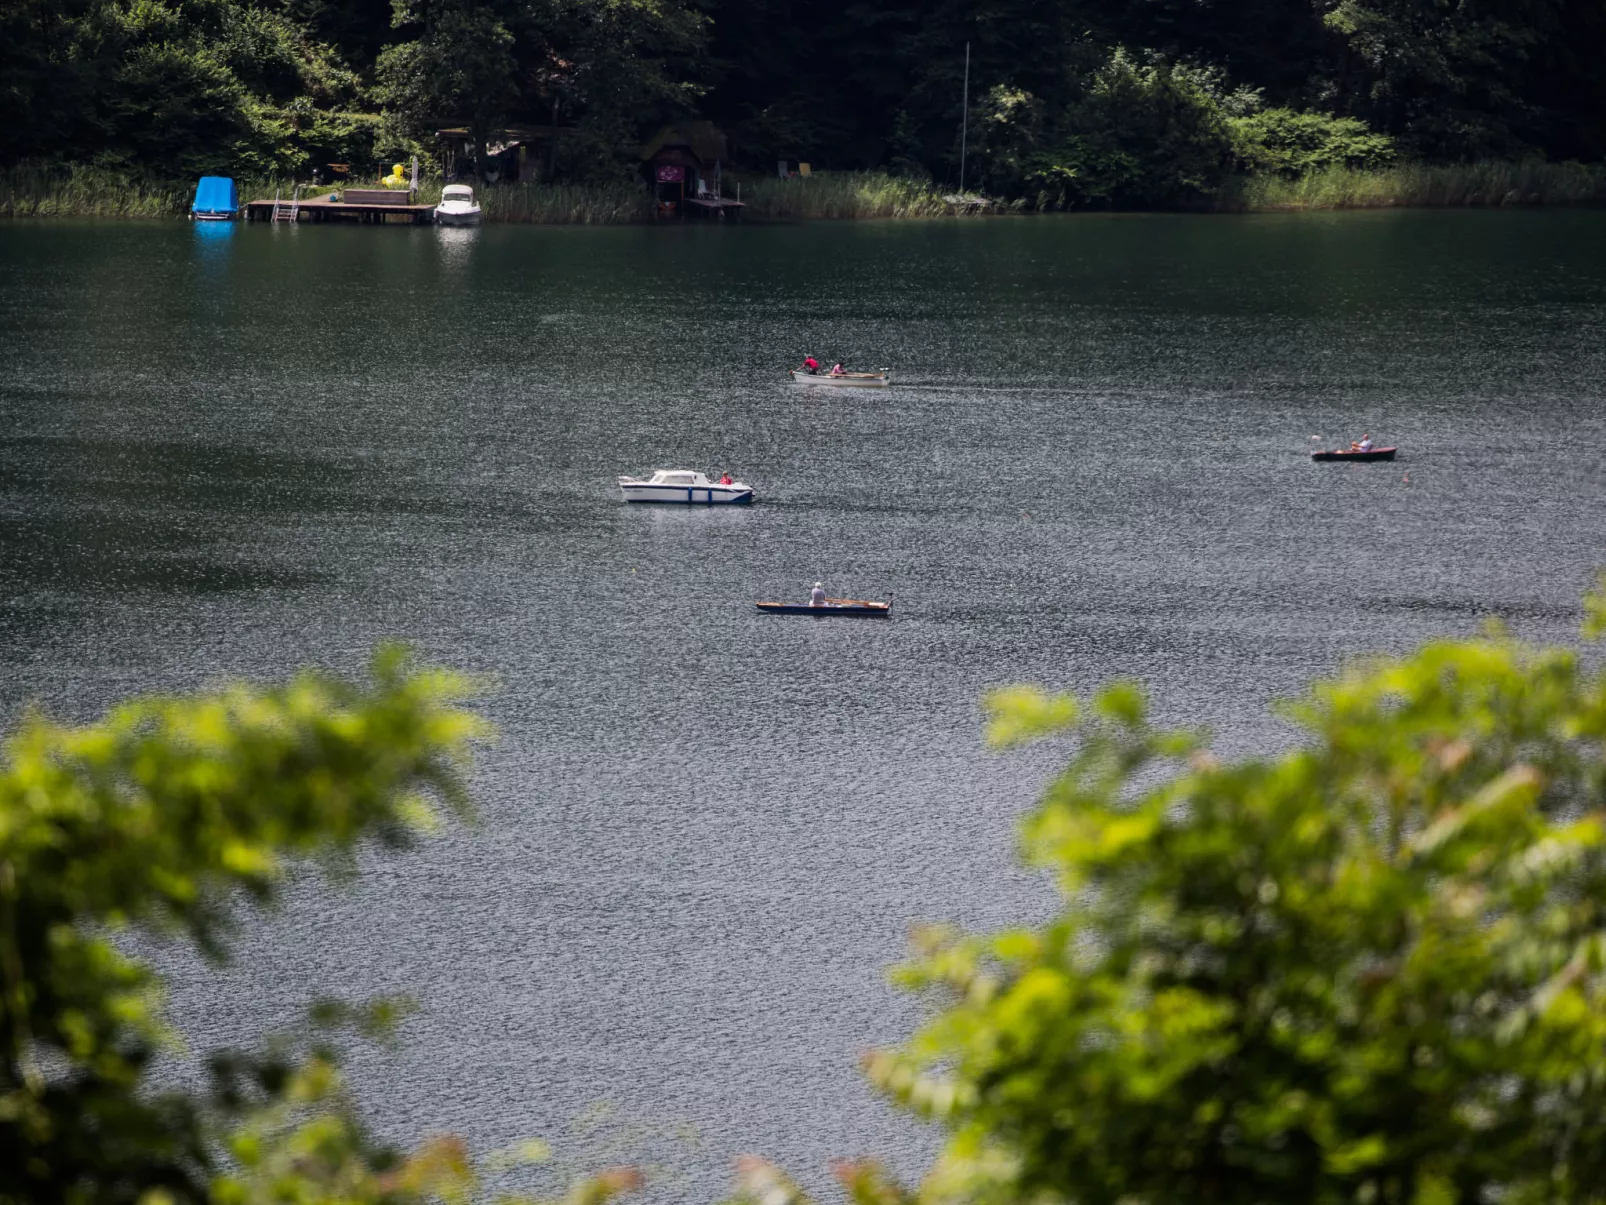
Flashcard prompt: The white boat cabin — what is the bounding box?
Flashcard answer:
[618,468,753,505]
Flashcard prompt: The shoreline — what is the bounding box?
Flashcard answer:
[4,163,1604,224]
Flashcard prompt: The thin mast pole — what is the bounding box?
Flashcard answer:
[959,41,970,194]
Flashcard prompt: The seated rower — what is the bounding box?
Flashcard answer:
[1357,433,1375,451]
[801,355,820,374]
[810,581,826,607]
[719,472,733,485]
[830,362,845,376]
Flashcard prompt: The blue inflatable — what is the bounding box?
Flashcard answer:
[191,176,239,220]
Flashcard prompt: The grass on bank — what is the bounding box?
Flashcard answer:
[734,172,962,219]
[6,162,1605,221]
[1228,158,1606,210]
[0,164,190,217]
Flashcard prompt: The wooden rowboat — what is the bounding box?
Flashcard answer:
[756,597,892,617]
[788,369,892,388]
[1311,447,1397,462]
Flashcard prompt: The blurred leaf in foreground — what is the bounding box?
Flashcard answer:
[0,647,490,1202]
[872,586,1606,1205]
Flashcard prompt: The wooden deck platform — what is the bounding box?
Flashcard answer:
[684,197,745,218]
[243,196,436,224]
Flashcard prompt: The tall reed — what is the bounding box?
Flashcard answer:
[736,172,968,219]
[10,160,1601,222]
[1228,160,1606,211]
[478,181,654,223]
[0,164,190,218]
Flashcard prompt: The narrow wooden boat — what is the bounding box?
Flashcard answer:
[788,369,892,388]
[756,597,892,617]
[1311,447,1397,462]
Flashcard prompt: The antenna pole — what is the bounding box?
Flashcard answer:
[959,41,970,194]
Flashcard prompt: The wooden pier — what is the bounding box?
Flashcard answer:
[684,197,745,218]
[244,192,435,224]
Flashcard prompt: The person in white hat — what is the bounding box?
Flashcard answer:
[810,581,826,607]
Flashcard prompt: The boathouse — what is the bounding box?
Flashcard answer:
[640,121,743,218]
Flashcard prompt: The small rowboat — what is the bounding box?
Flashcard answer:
[788,369,892,388]
[756,597,892,617]
[1312,447,1398,462]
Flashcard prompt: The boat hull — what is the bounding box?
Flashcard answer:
[620,483,753,504]
[756,598,891,616]
[1312,447,1397,462]
[788,370,891,388]
[435,207,483,226]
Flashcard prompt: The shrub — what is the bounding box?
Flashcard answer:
[1233,108,1398,177]
[1026,50,1240,209]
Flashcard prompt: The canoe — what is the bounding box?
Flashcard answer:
[788,369,892,388]
[1311,447,1397,462]
[756,597,892,617]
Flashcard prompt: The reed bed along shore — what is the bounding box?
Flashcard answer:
[478,181,653,223]
[0,165,190,218]
[1227,159,1606,211]
[5,163,1604,222]
[734,172,957,219]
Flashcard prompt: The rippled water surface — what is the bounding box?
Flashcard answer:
[2,211,1605,1195]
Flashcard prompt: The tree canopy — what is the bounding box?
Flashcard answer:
[1,0,1603,194]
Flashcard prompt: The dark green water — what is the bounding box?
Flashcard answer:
[2,212,1605,1194]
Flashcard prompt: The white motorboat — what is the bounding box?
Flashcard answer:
[788,368,891,387]
[618,469,754,505]
[434,184,482,226]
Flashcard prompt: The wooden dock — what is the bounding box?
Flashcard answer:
[244,195,436,224]
[684,197,745,218]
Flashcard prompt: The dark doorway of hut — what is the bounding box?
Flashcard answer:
[642,122,745,221]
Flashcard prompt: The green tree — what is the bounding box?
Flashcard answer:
[1002,49,1242,208]
[535,0,710,184]
[0,648,482,1202]
[378,0,519,181]
[868,593,1606,1205]
[1322,0,1562,159]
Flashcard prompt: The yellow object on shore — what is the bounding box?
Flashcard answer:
[381,163,407,188]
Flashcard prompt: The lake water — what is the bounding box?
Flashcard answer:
[2,211,1605,1197]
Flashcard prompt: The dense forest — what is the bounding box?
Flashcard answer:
[3,0,1605,206]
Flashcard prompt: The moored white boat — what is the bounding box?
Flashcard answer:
[788,368,891,387]
[434,184,482,226]
[618,469,753,504]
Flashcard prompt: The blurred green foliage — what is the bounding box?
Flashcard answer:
[0,647,488,1202]
[865,588,1606,1205]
